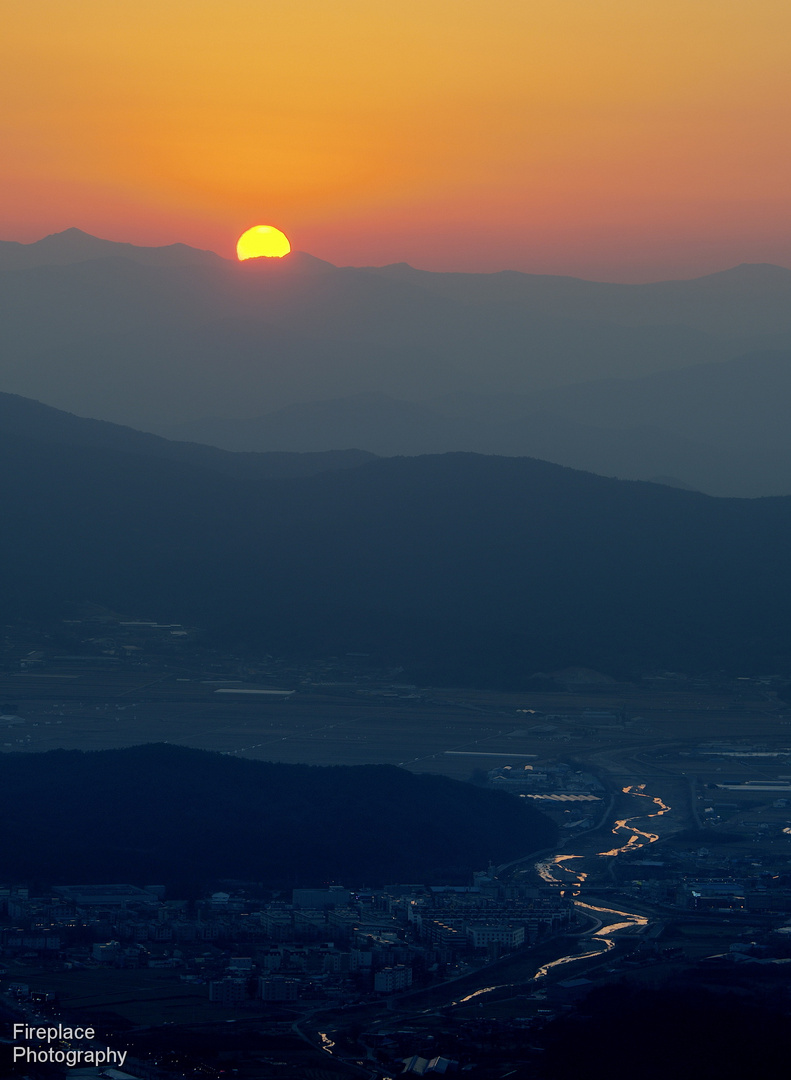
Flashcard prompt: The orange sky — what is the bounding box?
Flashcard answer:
[2,1,791,280]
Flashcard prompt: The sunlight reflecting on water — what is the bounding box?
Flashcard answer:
[455,986,499,1004]
[598,784,670,856]
[533,942,611,980]
[536,854,588,895]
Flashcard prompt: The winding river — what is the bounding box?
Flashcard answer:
[454,783,673,1002]
[528,783,670,977]
[313,782,674,1047]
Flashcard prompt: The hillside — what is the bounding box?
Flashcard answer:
[0,744,557,892]
[1,399,791,682]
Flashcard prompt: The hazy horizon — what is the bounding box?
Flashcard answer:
[5,224,791,285]
[3,224,791,497]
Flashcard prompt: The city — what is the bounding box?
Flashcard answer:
[3,619,791,1077]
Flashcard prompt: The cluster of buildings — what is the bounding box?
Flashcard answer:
[198,877,573,1006]
[486,761,605,831]
[0,874,574,1011]
[604,840,791,915]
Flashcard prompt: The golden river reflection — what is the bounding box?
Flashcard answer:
[530,785,665,979]
[447,785,670,1003]
[598,784,670,857]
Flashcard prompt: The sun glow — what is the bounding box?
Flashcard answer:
[236,225,291,260]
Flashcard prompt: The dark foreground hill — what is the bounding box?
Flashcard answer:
[0,745,556,892]
[539,984,791,1080]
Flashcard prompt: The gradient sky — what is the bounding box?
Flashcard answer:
[3,1,790,279]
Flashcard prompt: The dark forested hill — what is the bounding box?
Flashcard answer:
[0,744,556,892]
[2,396,791,682]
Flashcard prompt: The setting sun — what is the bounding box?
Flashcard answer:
[236,225,291,260]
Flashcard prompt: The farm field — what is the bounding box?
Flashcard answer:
[2,662,788,787]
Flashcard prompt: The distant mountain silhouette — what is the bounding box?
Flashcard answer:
[0,391,375,480]
[172,393,472,455]
[644,476,699,491]
[521,348,791,496]
[0,744,556,891]
[2,397,791,682]
[171,393,722,486]
[528,346,791,446]
[170,348,791,496]
[0,226,223,270]
[368,260,791,337]
[2,230,790,434]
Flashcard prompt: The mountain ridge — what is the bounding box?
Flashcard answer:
[0,390,376,479]
[166,349,791,497]
[1,397,791,682]
[0,226,225,271]
[3,229,791,498]
[7,227,791,284]
[0,252,760,429]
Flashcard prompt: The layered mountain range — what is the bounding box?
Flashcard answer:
[1,391,790,683]
[2,230,791,495]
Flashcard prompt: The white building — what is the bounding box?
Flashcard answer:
[374,965,413,993]
[465,923,525,949]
